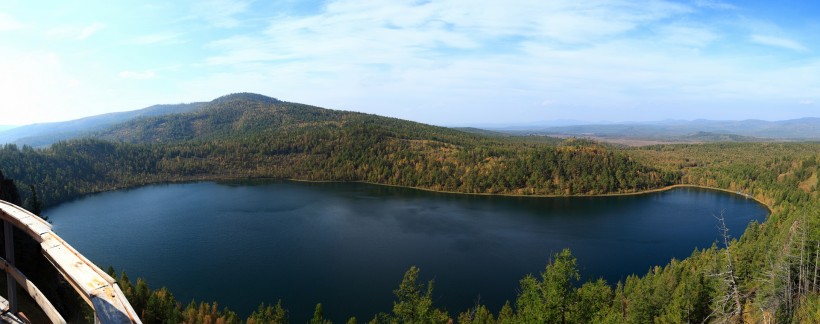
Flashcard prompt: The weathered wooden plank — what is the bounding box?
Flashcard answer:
[0,200,142,323]
[0,201,51,241]
[41,236,110,295]
[0,257,66,323]
[0,294,8,312]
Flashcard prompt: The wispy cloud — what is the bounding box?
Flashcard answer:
[5,0,819,124]
[191,0,820,122]
[46,22,105,40]
[693,0,737,10]
[192,0,252,28]
[77,22,105,40]
[658,23,719,47]
[750,34,808,52]
[208,0,692,70]
[0,12,23,31]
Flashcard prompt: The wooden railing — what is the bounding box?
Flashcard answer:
[0,200,141,323]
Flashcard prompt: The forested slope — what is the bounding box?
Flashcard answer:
[0,93,675,207]
[69,143,820,323]
[0,102,206,147]
[2,93,818,322]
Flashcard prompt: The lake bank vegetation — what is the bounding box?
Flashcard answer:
[1,94,818,322]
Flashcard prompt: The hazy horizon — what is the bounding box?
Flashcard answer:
[2,1,819,126]
[1,95,817,129]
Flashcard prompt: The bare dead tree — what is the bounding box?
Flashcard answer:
[813,241,819,292]
[755,255,787,323]
[797,212,810,310]
[749,211,816,322]
[713,211,744,323]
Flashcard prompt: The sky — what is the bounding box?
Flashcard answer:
[1,0,819,126]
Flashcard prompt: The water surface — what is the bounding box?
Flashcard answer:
[46,181,768,321]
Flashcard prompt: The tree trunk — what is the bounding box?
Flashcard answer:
[813,241,819,292]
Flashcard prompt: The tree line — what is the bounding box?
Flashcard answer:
[2,93,818,322]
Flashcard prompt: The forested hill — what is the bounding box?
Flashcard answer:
[2,93,820,322]
[0,101,206,147]
[94,92,476,144]
[0,93,677,207]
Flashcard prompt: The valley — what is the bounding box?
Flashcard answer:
[0,93,818,322]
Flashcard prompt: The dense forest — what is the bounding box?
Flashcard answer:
[0,93,677,208]
[93,142,820,323]
[1,93,819,322]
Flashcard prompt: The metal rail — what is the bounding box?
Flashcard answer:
[0,200,142,323]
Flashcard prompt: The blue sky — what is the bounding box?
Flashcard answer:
[1,0,818,126]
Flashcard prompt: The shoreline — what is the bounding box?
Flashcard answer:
[285,178,773,212]
[47,176,771,214]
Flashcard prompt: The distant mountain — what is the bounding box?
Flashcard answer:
[451,127,511,137]
[0,125,17,132]
[492,118,820,141]
[93,92,473,144]
[682,131,760,142]
[451,119,605,129]
[0,92,675,206]
[0,102,207,147]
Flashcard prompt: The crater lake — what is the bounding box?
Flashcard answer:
[46,181,768,322]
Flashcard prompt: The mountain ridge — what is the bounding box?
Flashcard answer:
[3,92,819,145]
[0,92,676,206]
[0,101,207,147]
[493,117,820,140]
[93,92,476,145]
[1,92,817,323]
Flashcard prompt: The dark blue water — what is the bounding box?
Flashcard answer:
[46,181,768,322]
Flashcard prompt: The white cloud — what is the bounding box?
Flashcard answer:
[192,0,252,28]
[46,22,105,40]
[2,0,799,124]
[119,70,157,80]
[186,0,820,122]
[77,22,105,40]
[799,100,814,105]
[658,24,719,47]
[0,12,23,31]
[693,0,737,10]
[750,34,808,52]
[204,0,691,71]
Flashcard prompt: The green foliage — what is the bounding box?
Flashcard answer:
[310,303,331,324]
[495,301,515,324]
[182,301,240,324]
[793,293,820,323]
[5,94,820,322]
[515,249,580,323]
[570,278,613,323]
[0,169,21,205]
[142,287,182,323]
[24,184,43,217]
[457,304,495,324]
[388,266,449,323]
[0,94,676,209]
[114,269,245,324]
[247,302,288,324]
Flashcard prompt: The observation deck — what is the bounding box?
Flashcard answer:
[0,200,141,323]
